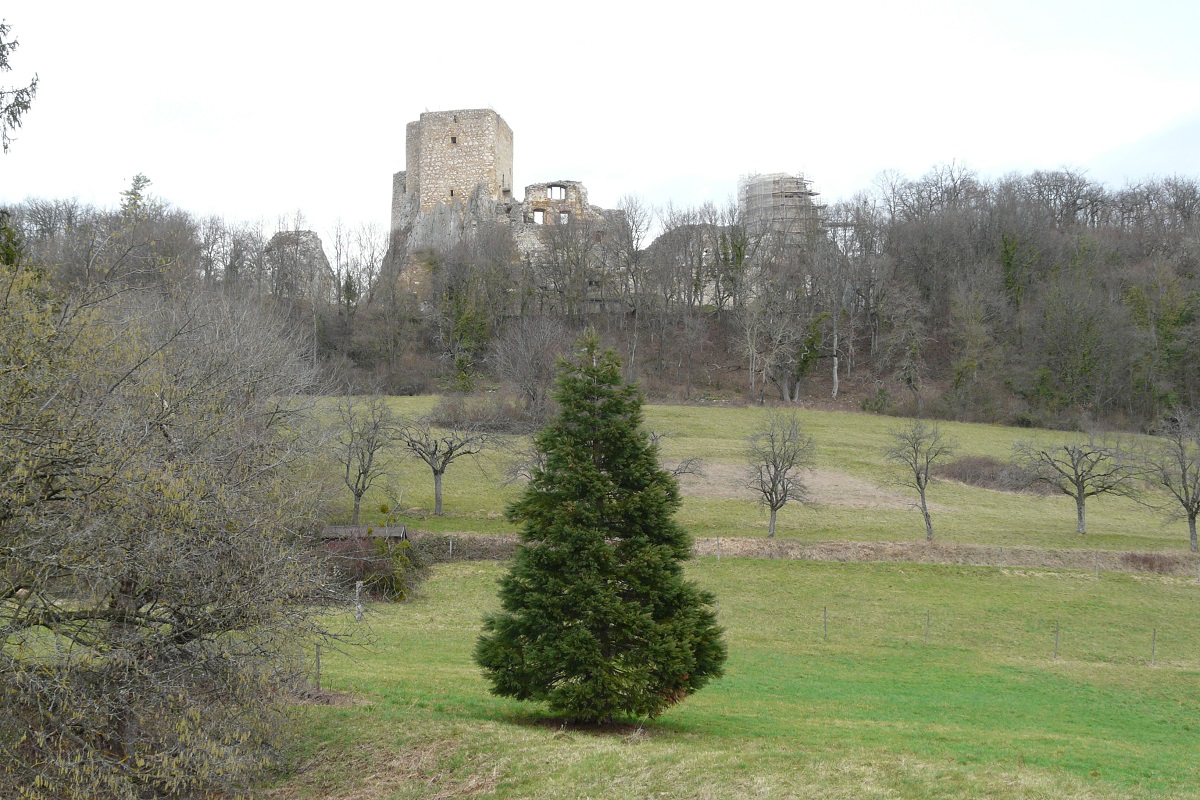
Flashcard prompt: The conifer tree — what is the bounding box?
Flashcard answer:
[476,335,725,723]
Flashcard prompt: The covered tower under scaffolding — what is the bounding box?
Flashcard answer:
[737,172,824,239]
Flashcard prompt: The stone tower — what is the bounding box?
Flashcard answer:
[392,109,514,233]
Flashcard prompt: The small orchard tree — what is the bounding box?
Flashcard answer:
[1142,412,1200,552]
[475,335,726,723]
[395,418,490,516]
[885,418,954,542]
[745,411,815,538]
[335,392,397,524]
[1014,435,1137,534]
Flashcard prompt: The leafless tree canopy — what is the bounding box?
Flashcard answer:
[1141,411,1200,552]
[489,315,569,425]
[745,411,815,537]
[335,392,398,524]
[395,419,491,516]
[1013,435,1138,534]
[885,419,955,541]
[1,252,339,798]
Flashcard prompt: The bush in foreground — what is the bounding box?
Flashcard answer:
[0,229,338,799]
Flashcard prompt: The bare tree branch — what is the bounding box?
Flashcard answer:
[745,411,815,537]
[1013,434,1138,534]
[334,392,397,524]
[1139,411,1200,552]
[394,419,491,516]
[885,418,955,541]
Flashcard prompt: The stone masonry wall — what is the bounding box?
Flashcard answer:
[410,109,513,213]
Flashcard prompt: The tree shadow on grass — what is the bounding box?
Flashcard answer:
[498,710,669,739]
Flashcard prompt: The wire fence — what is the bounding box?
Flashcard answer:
[717,602,1200,669]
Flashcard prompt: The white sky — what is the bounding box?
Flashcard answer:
[2,0,1199,245]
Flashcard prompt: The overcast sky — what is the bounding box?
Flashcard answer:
[2,0,1198,244]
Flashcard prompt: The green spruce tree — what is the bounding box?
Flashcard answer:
[476,334,725,723]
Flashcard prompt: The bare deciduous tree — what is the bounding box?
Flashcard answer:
[1014,435,1137,534]
[335,392,397,524]
[489,315,569,426]
[885,419,955,541]
[1,243,338,798]
[745,411,815,537]
[395,419,491,516]
[1141,412,1200,552]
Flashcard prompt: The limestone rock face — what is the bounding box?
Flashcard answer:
[264,230,331,295]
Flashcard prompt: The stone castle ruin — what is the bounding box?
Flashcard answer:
[390,108,618,262]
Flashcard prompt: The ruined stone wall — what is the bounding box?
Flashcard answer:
[522,181,590,222]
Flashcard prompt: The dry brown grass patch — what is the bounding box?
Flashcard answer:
[266,740,498,800]
[680,463,917,510]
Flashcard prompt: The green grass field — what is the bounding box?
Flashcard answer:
[273,560,1200,800]
[331,399,1190,553]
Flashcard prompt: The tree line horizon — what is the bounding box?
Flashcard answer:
[6,162,1200,429]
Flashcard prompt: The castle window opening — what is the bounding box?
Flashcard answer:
[548,185,566,200]
[450,136,457,144]
[450,189,455,197]
[559,211,570,224]
[534,209,545,225]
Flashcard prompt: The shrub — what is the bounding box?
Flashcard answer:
[934,454,1051,494]
[861,385,894,415]
[324,536,427,601]
[428,393,535,433]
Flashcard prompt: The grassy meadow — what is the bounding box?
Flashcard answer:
[273,559,1200,799]
[332,398,1191,553]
